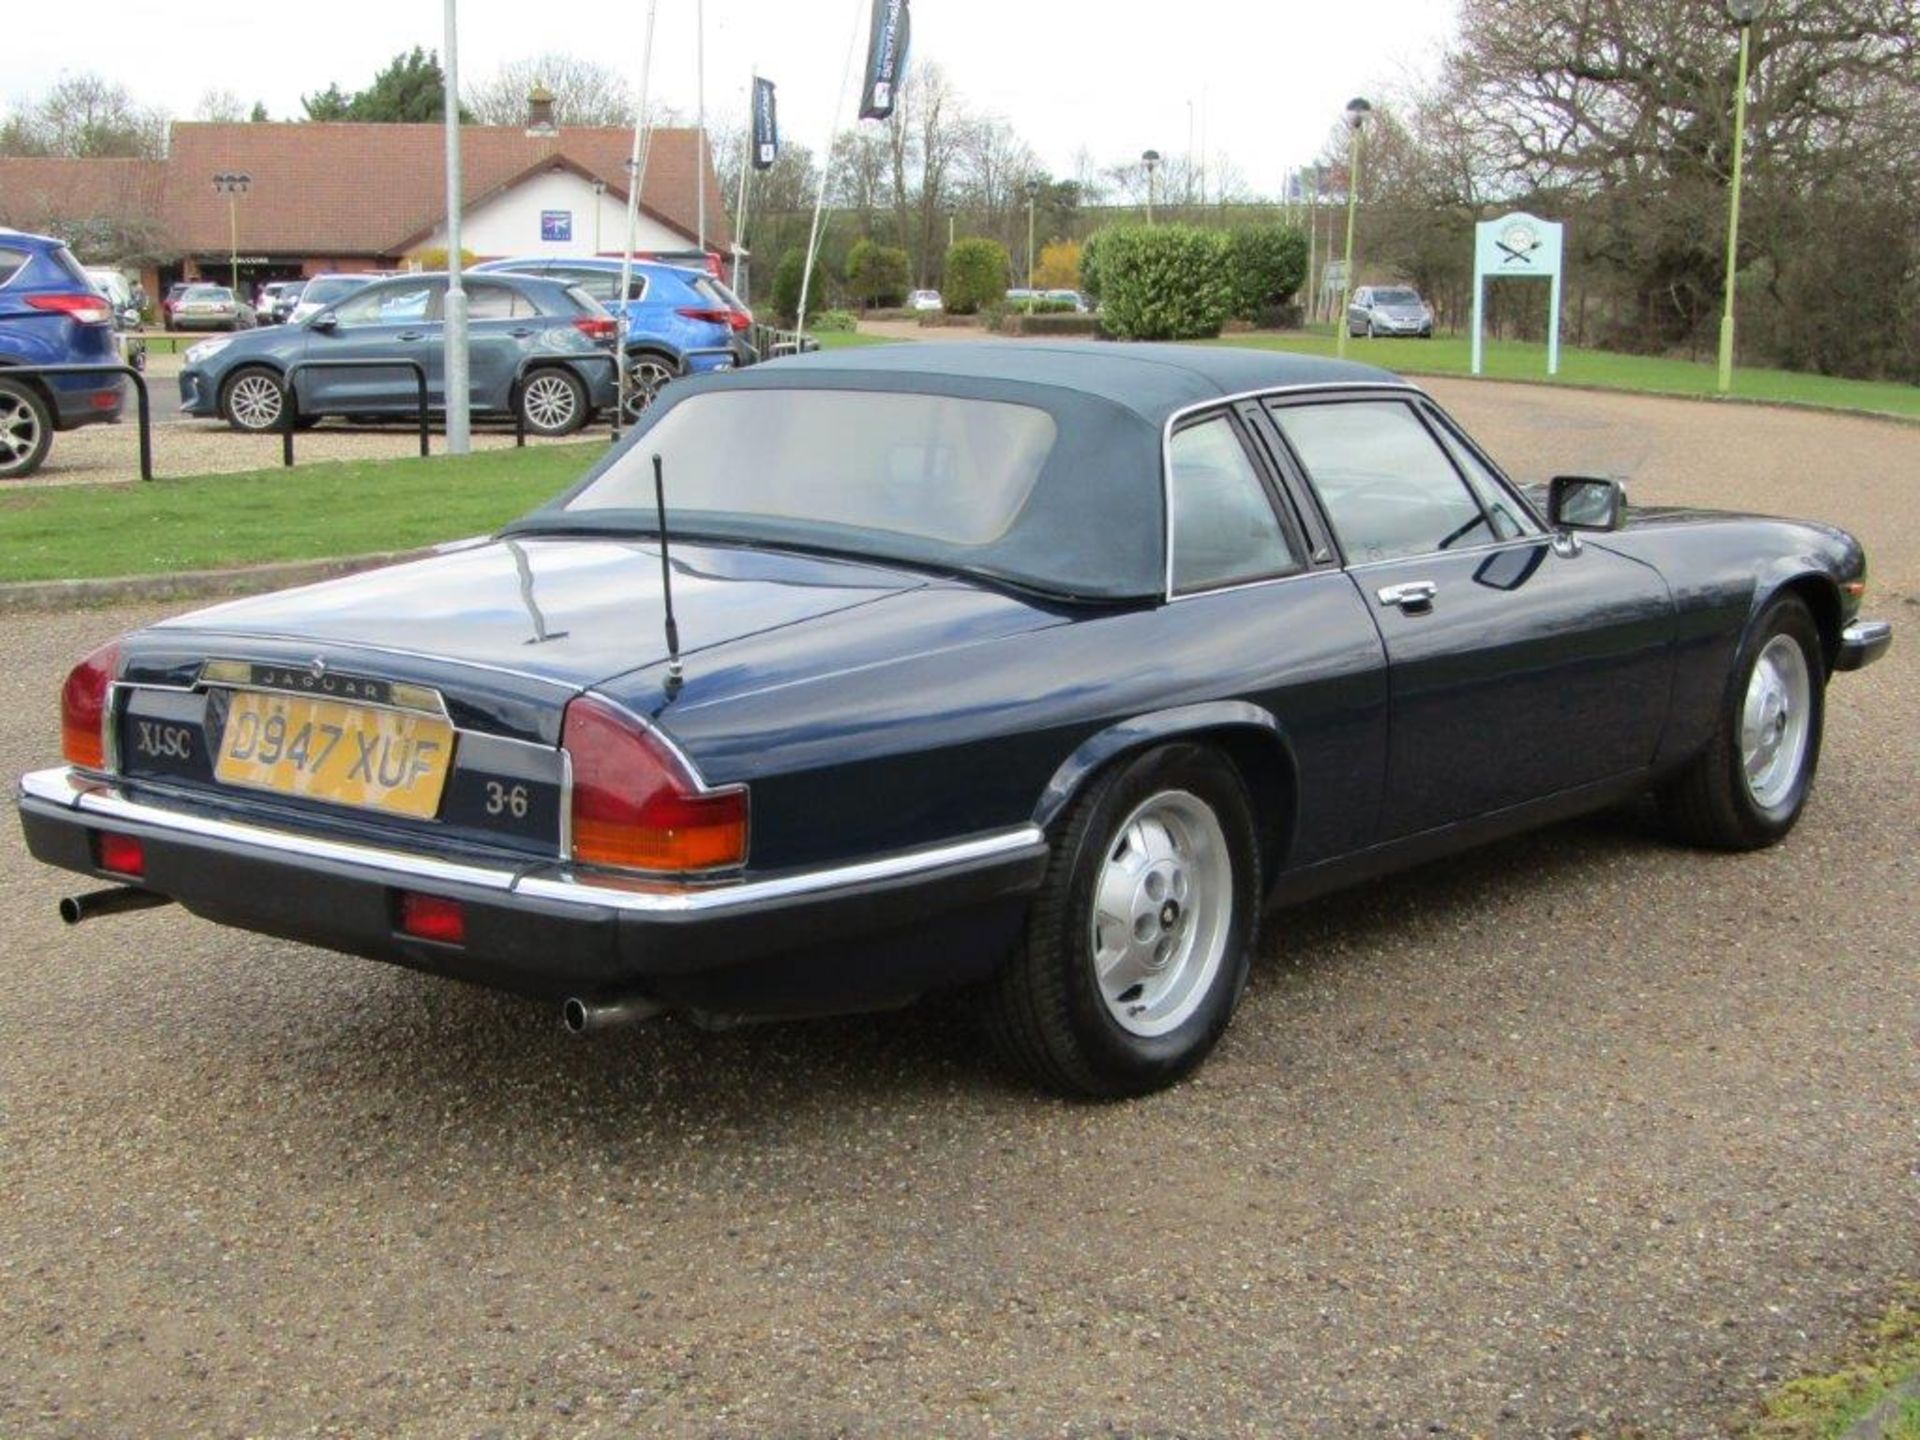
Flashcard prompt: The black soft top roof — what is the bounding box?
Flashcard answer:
[764,340,1407,427]
[517,342,1415,601]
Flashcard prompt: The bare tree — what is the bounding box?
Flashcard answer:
[0,74,168,158]
[193,89,249,123]
[465,54,636,127]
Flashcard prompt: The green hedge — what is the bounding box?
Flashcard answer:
[773,249,831,326]
[943,238,1009,315]
[996,312,1104,337]
[1224,226,1308,322]
[808,309,860,333]
[1094,225,1234,340]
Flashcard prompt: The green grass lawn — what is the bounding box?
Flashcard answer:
[0,443,600,584]
[1213,328,1920,420]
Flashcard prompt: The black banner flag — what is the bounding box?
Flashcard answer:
[857,0,911,121]
[751,77,779,170]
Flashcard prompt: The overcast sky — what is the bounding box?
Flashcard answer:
[5,0,1461,198]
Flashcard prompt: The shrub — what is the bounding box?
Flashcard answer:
[1224,225,1309,322]
[809,309,859,333]
[1095,225,1234,341]
[943,237,1010,315]
[1034,238,1082,290]
[845,239,911,309]
[1079,230,1106,303]
[772,249,830,326]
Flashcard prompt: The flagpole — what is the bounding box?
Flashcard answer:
[695,0,707,258]
[731,68,755,295]
[796,0,867,340]
[616,0,659,425]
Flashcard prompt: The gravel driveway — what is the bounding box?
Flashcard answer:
[0,382,1915,1438]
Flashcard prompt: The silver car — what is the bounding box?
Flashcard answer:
[1347,285,1434,338]
[171,283,256,332]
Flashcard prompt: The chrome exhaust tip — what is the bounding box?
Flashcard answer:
[561,995,665,1035]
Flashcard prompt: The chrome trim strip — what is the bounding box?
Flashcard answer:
[17,767,1044,918]
[148,626,583,692]
[515,828,1046,914]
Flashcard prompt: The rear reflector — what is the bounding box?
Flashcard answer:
[397,892,466,945]
[562,693,748,873]
[96,832,145,879]
[61,639,121,771]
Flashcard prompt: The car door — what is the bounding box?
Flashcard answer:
[1264,394,1674,838]
[461,280,538,411]
[300,277,444,414]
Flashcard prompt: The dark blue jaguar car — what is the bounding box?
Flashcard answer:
[178,270,619,436]
[18,344,1892,1096]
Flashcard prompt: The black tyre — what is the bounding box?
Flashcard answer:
[985,743,1261,1099]
[517,366,589,437]
[221,365,289,433]
[1659,595,1825,850]
[0,376,54,480]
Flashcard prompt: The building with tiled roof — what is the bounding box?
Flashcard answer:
[0,117,729,306]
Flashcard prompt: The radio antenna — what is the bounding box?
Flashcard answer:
[652,452,683,696]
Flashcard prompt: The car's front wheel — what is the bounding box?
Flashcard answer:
[1659,594,1826,850]
[0,377,54,480]
[517,366,589,437]
[985,743,1260,1098]
[222,366,288,433]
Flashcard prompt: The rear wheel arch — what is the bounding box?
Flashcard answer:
[0,359,55,412]
[1035,703,1298,893]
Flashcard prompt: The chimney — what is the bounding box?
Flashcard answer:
[526,85,557,138]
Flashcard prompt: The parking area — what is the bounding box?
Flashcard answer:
[0,381,1915,1437]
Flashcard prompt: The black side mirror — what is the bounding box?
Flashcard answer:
[1547,475,1627,532]
[309,311,338,333]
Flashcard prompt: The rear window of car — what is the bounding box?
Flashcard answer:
[687,276,736,310]
[184,286,230,300]
[49,246,93,288]
[563,389,1057,550]
[562,285,605,315]
[0,247,31,286]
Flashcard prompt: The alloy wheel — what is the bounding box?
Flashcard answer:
[227,373,284,430]
[522,373,580,433]
[623,357,676,423]
[0,388,43,475]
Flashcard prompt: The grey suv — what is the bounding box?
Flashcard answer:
[177,272,620,436]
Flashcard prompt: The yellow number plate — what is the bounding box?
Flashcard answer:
[215,691,455,820]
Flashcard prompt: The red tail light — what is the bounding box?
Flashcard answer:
[562,694,747,873]
[573,315,619,342]
[61,640,121,771]
[677,306,752,332]
[29,293,114,326]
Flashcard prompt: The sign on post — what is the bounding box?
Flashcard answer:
[1471,211,1564,377]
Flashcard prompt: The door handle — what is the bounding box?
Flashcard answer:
[510,327,536,338]
[397,331,424,341]
[1377,580,1438,612]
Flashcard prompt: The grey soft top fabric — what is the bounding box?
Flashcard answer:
[513,342,1410,600]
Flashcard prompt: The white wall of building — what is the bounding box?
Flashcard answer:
[420,169,689,260]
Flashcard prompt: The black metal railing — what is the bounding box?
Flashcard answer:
[280,358,429,467]
[2,362,152,481]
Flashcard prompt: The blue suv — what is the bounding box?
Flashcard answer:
[0,227,126,479]
[471,256,753,419]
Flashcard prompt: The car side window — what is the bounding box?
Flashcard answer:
[0,247,29,286]
[1269,400,1495,565]
[1169,415,1304,594]
[465,282,517,320]
[334,281,441,327]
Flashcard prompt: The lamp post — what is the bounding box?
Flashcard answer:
[1141,149,1160,225]
[211,172,250,294]
[592,178,606,254]
[442,0,470,455]
[1025,180,1040,314]
[1717,0,1760,394]
[948,211,956,249]
[1334,97,1370,359]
